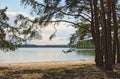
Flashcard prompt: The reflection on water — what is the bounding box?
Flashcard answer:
[75,49,95,55]
[0,48,95,63]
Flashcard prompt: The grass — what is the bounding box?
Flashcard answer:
[0,61,120,79]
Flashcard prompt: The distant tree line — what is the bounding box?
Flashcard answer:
[21,44,70,48]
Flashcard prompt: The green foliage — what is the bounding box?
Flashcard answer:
[69,21,91,47]
[20,0,90,25]
[0,7,41,51]
[75,40,94,48]
[15,14,42,40]
[76,49,95,54]
[0,8,23,51]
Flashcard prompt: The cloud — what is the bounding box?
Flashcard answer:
[5,11,75,31]
[5,11,75,45]
[6,11,34,19]
[6,11,26,16]
[28,33,70,45]
[5,11,34,25]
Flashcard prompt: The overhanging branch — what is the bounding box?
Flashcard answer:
[44,20,91,32]
[57,9,91,23]
[17,14,91,32]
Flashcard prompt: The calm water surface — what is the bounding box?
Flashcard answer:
[0,48,95,63]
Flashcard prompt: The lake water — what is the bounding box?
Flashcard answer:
[0,48,95,63]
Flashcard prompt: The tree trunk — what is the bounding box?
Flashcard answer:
[89,0,104,67]
[93,0,103,67]
[112,0,118,64]
[104,0,113,70]
[100,0,107,67]
[117,40,120,63]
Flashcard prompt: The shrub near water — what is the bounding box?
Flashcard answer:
[75,40,94,49]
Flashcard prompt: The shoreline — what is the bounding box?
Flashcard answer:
[0,59,95,67]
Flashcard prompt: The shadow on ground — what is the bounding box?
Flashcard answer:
[0,64,120,79]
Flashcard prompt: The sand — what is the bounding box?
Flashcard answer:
[0,60,120,79]
[0,59,95,67]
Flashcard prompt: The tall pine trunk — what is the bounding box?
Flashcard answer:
[117,40,120,63]
[100,0,107,66]
[93,0,103,67]
[104,0,113,70]
[112,0,118,64]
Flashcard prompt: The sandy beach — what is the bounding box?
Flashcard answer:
[0,59,95,67]
[0,60,119,79]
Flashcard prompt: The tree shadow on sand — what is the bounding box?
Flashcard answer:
[0,64,120,79]
[0,67,10,71]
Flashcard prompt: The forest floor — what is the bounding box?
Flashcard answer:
[0,60,120,79]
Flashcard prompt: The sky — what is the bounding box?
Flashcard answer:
[0,0,75,45]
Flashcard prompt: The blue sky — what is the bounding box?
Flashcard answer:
[1,0,75,45]
[1,0,29,12]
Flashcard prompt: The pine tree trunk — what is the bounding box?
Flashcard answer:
[100,0,107,67]
[93,0,103,67]
[104,0,113,70]
[112,0,118,65]
[117,40,120,63]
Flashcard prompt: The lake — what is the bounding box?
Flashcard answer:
[0,48,95,63]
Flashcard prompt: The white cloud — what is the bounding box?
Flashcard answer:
[5,11,34,25]
[41,22,75,38]
[6,11,28,17]
[28,32,70,45]
[5,11,75,45]
[6,11,34,20]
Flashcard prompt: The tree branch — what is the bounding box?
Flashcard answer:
[22,0,91,23]
[17,15,91,32]
[57,9,91,22]
[44,19,91,32]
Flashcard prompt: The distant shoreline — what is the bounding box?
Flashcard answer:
[20,44,72,48]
